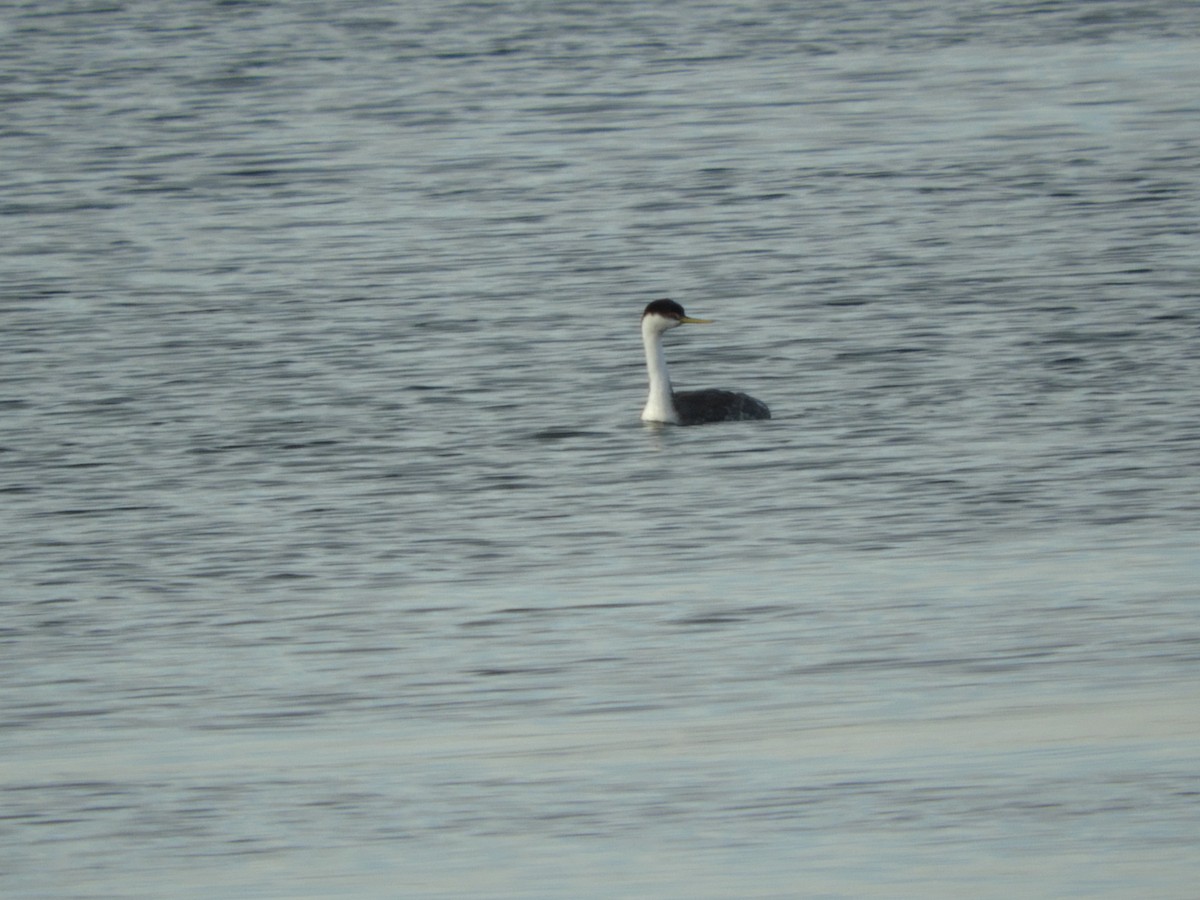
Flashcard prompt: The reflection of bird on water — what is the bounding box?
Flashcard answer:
[640,298,771,426]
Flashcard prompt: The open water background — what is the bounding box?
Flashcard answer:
[3,1,1199,897]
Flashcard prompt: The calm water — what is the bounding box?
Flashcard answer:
[3,1,1200,897]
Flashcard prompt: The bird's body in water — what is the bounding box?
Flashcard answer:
[641,298,771,426]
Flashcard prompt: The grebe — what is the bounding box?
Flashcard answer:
[641,298,771,425]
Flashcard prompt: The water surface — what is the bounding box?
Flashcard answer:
[2,1,1199,897]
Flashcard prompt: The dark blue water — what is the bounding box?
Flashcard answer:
[3,2,1199,897]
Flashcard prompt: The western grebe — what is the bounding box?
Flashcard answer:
[641,298,771,425]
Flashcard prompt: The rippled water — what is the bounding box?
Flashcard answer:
[3,2,1200,897]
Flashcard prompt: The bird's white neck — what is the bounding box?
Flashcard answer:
[641,317,680,423]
